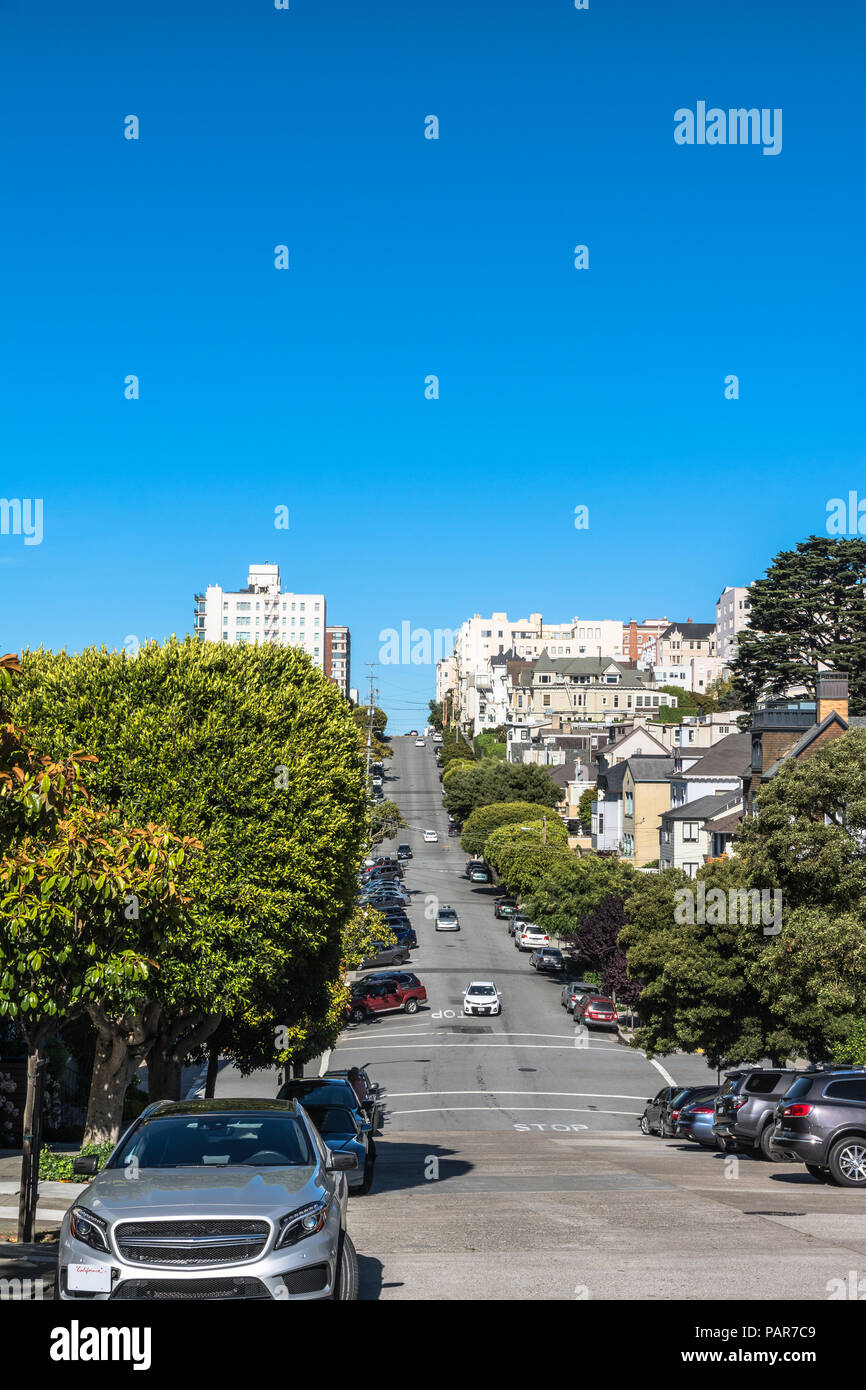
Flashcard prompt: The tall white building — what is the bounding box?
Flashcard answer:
[716,585,752,665]
[194,563,326,670]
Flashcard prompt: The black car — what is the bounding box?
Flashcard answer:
[640,1086,681,1136]
[277,1076,373,1135]
[397,844,412,860]
[770,1068,866,1186]
[713,1066,804,1158]
[530,947,565,973]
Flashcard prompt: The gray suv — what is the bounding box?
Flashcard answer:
[57,1098,359,1301]
[713,1067,804,1158]
[770,1067,866,1186]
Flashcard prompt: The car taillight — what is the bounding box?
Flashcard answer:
[692,1105,714,1114]
[733,1097,748,1110]
[782,1103,813,1117]
[671,1110,679,1120]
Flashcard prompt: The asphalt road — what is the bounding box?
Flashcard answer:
[326,734,717,1136]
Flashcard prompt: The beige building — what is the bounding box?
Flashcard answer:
[621,757,676,865]
[508,651,678,726]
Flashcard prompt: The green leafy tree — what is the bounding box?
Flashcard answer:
[460,801,552,858]
[619,861,797,1067]
[528,854,637,940]
[427,701,444,732]
[443,761,561,825]
[368,799,406,845]
[484,821,569,900]
[731,536,866,713]
[12,639,367,1109]
[577,787,595,835]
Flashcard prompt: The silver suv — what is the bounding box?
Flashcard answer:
[57,1098,359,1301]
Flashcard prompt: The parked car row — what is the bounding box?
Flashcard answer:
[640,1064,866,1188]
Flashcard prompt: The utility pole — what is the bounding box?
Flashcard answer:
[542,814,547,846]
[365,663,376,784]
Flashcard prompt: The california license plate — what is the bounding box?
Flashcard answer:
[67,1261,112,1293]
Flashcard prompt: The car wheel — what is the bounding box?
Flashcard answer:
[404,998,419,1013]
[350,1006,367,1023]
[805,1164,832,1183]
[759,1123,783,1162]
[828,1136,866,1187]
[640,1115,650,1135]
[331,1232,360,1301]
[358,1153,376,1195]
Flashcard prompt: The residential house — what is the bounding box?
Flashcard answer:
[746,671,866,814]
[621,756,677,865]
[659,790,742,877]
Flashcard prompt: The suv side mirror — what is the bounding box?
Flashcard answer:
[326,1150,359,1171]
[73,1154,100,1176]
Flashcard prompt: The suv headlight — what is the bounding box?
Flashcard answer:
[275,1199,329,1250]
[69,1205,111,1254]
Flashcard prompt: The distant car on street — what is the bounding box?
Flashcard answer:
[674,1091,723,1148]
[470,867,491,884]
[435,905,460,932]
[415,738,425,747]
[514,924,550,953]
[494,897,518,919]
[348,977,427,1021]
[423,829,438,843]
[463,981,502,1016]
[397,843,413,860]
[560,980,601,1013]
[529,947,564,972]
[574,995,618,1030]
[358,941,410,970]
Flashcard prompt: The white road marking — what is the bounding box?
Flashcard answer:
[318,1049,331,1077]
[386,1105,643,1117]
[383,1089,650,1101]
[332,1042,621,1052]
[649,1055,677,1087]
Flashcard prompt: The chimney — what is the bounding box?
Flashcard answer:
[817,671,849,724]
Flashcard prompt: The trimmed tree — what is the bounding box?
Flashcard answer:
[460,801,552,858]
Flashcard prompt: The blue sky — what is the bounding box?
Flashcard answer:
[1,0,863,731]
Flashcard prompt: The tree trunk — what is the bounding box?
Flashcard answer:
[82,1003,162,1148]
[17,1040,47,1244]
[204,1042,220,1099]
[147,1011,222,1102]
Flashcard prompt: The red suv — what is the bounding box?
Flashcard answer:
[575,995,618,1030]
[348,977,427,1022]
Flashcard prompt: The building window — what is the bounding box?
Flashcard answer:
[683,822,699,842]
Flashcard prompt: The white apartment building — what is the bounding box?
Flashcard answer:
[195,563,326,670]
[436,654,457,706]
[716,585,752,665]
[455,613,625,672]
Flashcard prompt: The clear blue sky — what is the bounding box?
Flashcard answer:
[1,1,863,731]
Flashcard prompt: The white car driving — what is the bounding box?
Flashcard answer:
[463,981,502,1016]
[423,829,438,843]
[415,738,425,747]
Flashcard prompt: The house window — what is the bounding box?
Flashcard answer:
[625,793,634,815]
[683,822,699,842]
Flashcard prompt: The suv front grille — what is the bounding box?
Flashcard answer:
[115,1219,270,1267]
[111,1277,271,1301]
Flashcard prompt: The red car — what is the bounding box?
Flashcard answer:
[348,977,427,1022]
[575,995,619,1030]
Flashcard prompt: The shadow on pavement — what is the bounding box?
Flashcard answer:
[360,1139,474,1197]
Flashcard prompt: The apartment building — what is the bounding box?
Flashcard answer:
[194,563,326,670]
[621,756,677,864]
[716,585,752,665]
[508,652,678,725]
[325,625,351,699]
[622,617,671,663]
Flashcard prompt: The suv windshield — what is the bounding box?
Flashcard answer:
[113,1113,313,1169]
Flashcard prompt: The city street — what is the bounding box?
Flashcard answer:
[206,737,866,1300]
